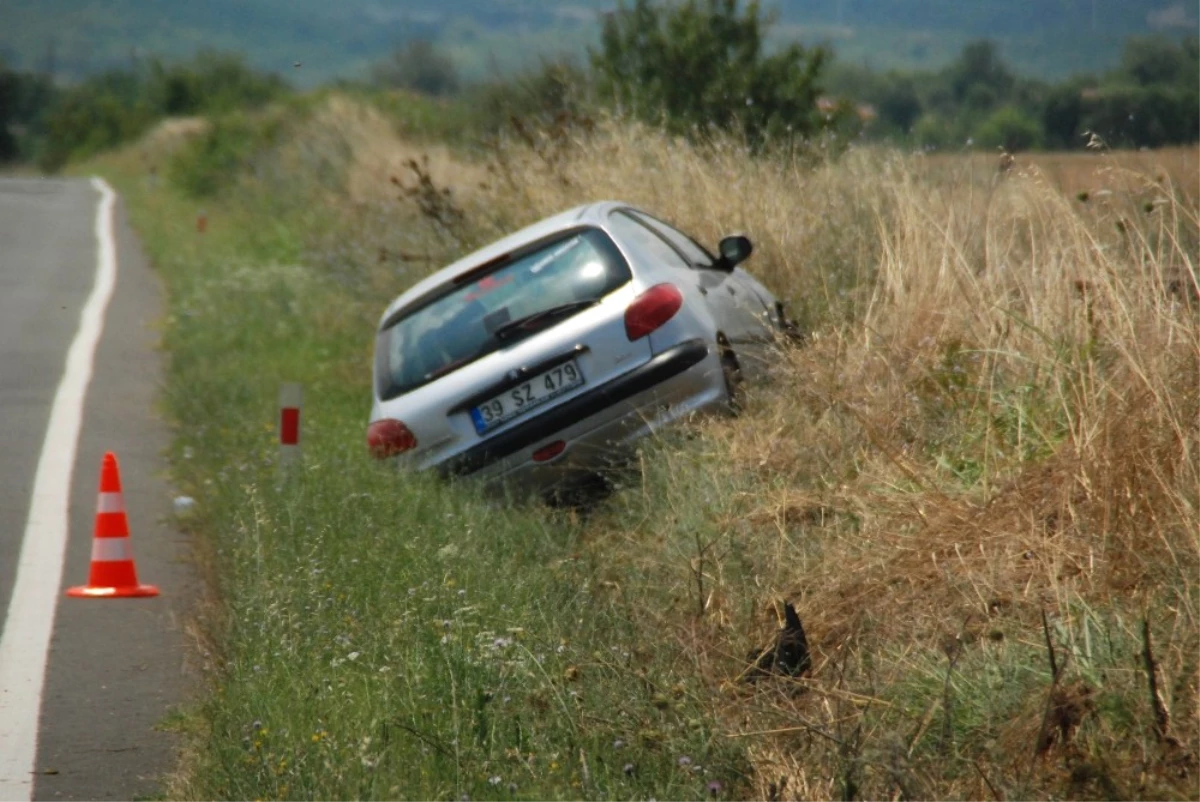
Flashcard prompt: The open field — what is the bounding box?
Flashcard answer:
[927,146,1200,209]
[89,98,1198,800]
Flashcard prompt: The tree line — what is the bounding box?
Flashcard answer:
[0,51,288,170]
[366,0,1199,153]
[827,34,1199,152]
[2,0,1195,172]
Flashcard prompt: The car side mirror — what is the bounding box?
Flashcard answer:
[715,234,753,272]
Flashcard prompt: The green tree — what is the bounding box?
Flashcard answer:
[974,105,1043,152]
[911,112,954,150]
[466,58,590,136]
[38,69,155,170]
[873,72,923,134]
[950,40,1014,105]
[1081,84,1198,148]
[0,63,56,163]
[370,39,460,97]
[1119,34,1197,87]
[0,60,20,161]
[590,0,828,145]
[36,52,288,173]
[147,51,287,116]
[1040,79,1088,150]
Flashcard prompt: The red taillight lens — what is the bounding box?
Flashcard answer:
[624,283,683,340]
[367,419,417,459]
[532,440,567,462]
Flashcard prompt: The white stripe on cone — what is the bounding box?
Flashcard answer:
[91,538,133,563]
[96,491,125,514]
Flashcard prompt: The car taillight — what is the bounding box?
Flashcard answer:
[367,419,417,459]
[624,283,683,340]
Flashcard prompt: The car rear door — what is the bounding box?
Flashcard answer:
[606,210,746,343]
[620,210,774,375]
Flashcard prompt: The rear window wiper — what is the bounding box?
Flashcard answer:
[491,300,598,342]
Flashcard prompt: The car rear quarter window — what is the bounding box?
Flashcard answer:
[377,227,630,400]
[607,211,692,271]
[624,210,716,268]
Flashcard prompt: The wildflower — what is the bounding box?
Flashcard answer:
[489,776,502,786]
[708,780,723,796]
[623,762,635,776]
[347,651,360,661]
[612,739,625,750]
[677,755,692,767]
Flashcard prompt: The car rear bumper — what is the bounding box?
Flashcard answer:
[438,338,712,479]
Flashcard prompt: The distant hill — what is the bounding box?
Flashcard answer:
[772,0,1198,78]
[2,0,1195,86]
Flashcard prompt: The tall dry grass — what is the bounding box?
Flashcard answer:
[175,96,1197,798]
[448,119,1199,798]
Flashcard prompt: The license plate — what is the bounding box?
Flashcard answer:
[470,359,585,434]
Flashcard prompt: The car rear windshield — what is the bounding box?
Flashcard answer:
[377,227,631,400]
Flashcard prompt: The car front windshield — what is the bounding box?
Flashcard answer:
[377,228,630,399]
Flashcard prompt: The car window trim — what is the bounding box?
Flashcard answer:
[619,208,719,270]
[610,209,698,270]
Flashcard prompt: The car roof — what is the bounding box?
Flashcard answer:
[378,200,633,329]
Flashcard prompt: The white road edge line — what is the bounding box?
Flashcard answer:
[0,177,119,801]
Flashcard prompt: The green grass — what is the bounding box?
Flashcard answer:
[88,138,754,801]
[83,94,1199,800]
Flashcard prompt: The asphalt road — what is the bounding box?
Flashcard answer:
[0,177,196,801]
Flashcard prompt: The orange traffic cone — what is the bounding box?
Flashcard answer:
[67,452,159,598]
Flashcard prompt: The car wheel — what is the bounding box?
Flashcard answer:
[720,344,743,416]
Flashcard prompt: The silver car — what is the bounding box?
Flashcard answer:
[367,201,794,499]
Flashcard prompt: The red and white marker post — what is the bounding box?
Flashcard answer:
[278,383,302,480]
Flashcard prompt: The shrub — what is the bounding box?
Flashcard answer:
[975,104,1044,152]
[369,39,460,97]
[35,51,288,173]
[590,0,828,146]
[168,113,280,198]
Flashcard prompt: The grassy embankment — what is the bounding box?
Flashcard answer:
[87,94,1198,800]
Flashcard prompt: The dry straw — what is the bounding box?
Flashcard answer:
[235,99,1199,798]
[466,118,1198,798]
